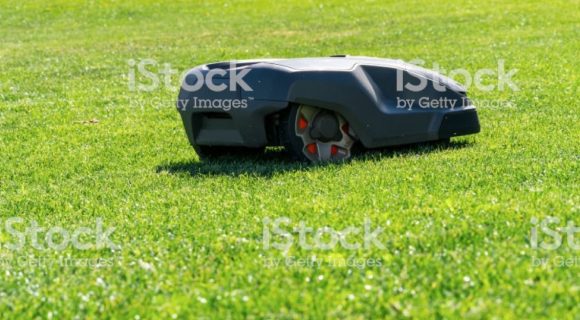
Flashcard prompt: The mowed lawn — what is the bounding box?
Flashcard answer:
[0,0,579,318]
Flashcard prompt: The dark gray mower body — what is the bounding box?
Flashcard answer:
[176,56,480,149]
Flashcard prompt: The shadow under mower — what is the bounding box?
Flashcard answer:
[176,56,480,163]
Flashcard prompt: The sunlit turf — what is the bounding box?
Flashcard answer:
[0,0,578,318]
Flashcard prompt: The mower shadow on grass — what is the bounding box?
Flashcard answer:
[156,147,308,177]
[357,139,473,162]
[156,140,473,178]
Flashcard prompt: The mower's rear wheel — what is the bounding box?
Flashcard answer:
[279,104,356,163]
[193,145,265,160]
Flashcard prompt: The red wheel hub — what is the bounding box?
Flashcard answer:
[331,145,338,155]
[306,143,317,154]
[298,117,308,130]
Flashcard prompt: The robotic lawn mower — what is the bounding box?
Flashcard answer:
[176,56,480,162]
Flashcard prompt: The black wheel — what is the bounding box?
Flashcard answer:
[279,104,357,163]
[193,145,265,160]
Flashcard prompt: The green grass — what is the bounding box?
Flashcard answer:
[0,0,579,318]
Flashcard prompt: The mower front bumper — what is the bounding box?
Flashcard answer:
[438,107,480,139]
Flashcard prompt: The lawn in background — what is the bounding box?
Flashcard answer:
[0,0,578,318]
